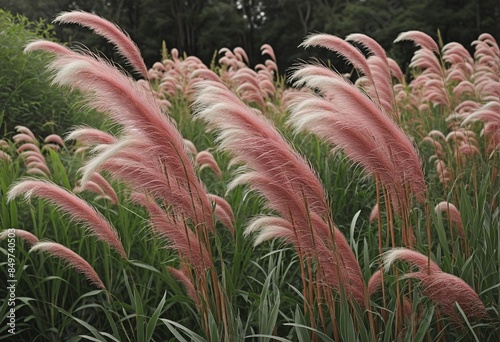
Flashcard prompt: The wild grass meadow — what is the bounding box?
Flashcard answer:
[0,11,499,341]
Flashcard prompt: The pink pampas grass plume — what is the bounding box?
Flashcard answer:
[30,241,105,289]
[434,201,465,240]
[194,80,365,305]
[382,248,486,323]
[130,192,212,271]
[66,127,118,146]
[382,247,441,273]
[369,203,379,223]
[44,134,65,147]
[289,67,426,205]
[233,47,249,64]
[13,133,36,144]
[16,143,41,154]
[207,194,234,234]
[88,172,119,204]
[387,58,404,81]
[195,151,222,177]
[73,180,106,198]
[404,271,487,323]
[368,269,383,296]
[183,139,198,155]
[301,34,372,79]
[42,143,62,152]
[0,229,39,246]
[27,37,214,231]
[345,33,387,59]
[0,139,9,150]
[25,161,51,176]
[54,11,147,78]
[194,80,330,219]
[261,44,276,62]
[0,151,11,162]
[15,125,36,140]
[167,266,200,306]
[394,30,439,53]
[8,179,126,258]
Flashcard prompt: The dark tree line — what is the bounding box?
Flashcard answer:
[2,0,499,71]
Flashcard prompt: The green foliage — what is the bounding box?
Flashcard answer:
[0,9,102,138]
[0,14,499,341]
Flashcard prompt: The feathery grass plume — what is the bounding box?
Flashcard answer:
[91,139,214,232]
[194,80,365,305]
[26,37,215,232]
[422,136,445,159]
[167,266,200,307]
[54,11,148,78]
[195,81,329,219]
[19,151,46,164]
[244,216,296,246]
[369,203,379,223]
[0,139,9,150]
[382,246,486,324]
[183,139,198,155]
[345,33,387,59]
[442,42,473,65]
[289,66,426,207]
[25,161,51,176]
[13,133,36,144]
[301,33,372,79]
[73,180,106,197]
[207,194,234,234]
[42,144,61,152]
[260,44,276,62]
[14,139,52,177]
[435,159,451,185]
[367,269,383,296]
[394,30,439,53]
[15,125,36,140]
[0,229,39,246]
[16,142,41,154]
[30,241,106,289]
[357,55,394,114]
[65,126,118,146]
[0,150,11,162]
[462,101,500,126]
[8,179,126,258]
[44,134,65,147]
[403,271,487,323]
[195,151,222,177]
[88,172,119,205]
[233,47,249,64]
[130,192,212,271]
[387,58,404,81]
[434,201,465,240]
[382,248,441,273]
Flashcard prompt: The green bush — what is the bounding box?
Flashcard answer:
[0,9,101,138]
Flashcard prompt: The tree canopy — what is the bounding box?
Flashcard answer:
[2,0,499,71]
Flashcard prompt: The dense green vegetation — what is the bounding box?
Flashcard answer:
[0,10,102,138]
[0,8,499,342]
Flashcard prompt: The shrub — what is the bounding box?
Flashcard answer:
[0,9,101,138]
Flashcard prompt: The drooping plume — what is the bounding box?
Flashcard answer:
[382,248,486,323]
[194,80,365,305]
[289,65,426,207]
[8,179,126,258]
[54,11,148,78]
[30,241,106,289]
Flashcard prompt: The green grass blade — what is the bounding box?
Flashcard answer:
[145,292,167,341]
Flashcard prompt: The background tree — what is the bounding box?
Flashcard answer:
[2,0,500,71]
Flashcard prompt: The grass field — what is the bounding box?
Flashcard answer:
[0,12,499,341]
